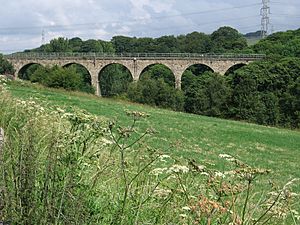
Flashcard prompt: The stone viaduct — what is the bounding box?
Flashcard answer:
[5,53,265,96]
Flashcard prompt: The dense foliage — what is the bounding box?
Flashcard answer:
[99,64,133,97]
[29,26,246,54]
[252,28,300,58]
[127,65,184,111]
[182,71,230,117]
[26,65,94,93]
[0,54,15,75]
[228,58,300,127]
[29,37,115,53]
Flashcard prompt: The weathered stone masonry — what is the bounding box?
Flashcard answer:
[8,57,254,96]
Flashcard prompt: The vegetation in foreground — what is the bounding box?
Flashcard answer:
[1,77,300,224]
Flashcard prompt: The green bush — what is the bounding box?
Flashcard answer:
[0,54,15,75]
[227,58,300,128]
[99,64,133,97]
[183,72,230,117]
[127,76,184,111]
[29,65,95,93]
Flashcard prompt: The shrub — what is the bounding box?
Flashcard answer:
[0,54,15,75]
[183,72,230,117]
[29,65,94,93]
[127,76,184,111]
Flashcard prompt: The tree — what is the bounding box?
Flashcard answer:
[69,37,83,52]
[99,64,133,97]
[47,37,71,52]
[140,64,175,87]
[29,65,90,92]
[18,64,42,80]
[111,36,136,53]
[183,72,230,116]
[127,75,184,111]
[180,32,211,53]
[156,35,180,53]
[0,54,15,75]
[252,29,300,58]
[81,40,103,52]
[211,26,248,52]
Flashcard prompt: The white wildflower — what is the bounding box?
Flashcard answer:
[101,138,113,146]
[166,174,176,180]
[219,153,235,162]
[215,171,226,178]
[200,172,210,176]
[168,164,189,173]
[179,214,187,218]
[182,206,191,211]
[153,187,171,198]
[224,170,236,176]
[159,154,171,162]
[150,168,168,176]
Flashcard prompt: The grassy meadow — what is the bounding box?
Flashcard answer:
[1,79,300,224]
[7,81,300,182]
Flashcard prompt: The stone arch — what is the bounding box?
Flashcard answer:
[98,63,133,97]
[182,63,214,76]
[17,62,44,80]
[224,63,247,76]
[100,62,134,80]
[180,63,215,90]
[62,62,92,86]
[139,63,176,88]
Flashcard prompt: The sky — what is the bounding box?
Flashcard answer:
[0,0,299,53]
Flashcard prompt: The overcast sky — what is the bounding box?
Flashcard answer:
[0,0,299,53]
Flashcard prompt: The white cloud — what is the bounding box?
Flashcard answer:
[0,0,299,53]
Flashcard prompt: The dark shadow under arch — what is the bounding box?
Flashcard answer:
[181,64,214,91]
[139,63,175,87]
[224,63,247,76]
[99,63,133,97]
[18,63,43,80]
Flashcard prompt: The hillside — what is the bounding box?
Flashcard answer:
[1,79,300,224]
[244,30,261,46]
[7,81,300,183]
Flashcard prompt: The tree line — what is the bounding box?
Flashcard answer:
[28,26,247,54]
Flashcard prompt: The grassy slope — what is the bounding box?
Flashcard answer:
[7,81,300,187]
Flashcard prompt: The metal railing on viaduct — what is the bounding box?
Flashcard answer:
[5,52,265,60]
[5,52,265,96]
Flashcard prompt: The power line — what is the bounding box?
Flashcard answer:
[261,0,271,38]
[271,13,300,18]
[270,1,300,5]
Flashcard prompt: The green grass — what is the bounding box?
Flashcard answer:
[7,81,300,187]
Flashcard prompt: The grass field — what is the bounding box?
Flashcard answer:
[7,81,300,187]
[2,80,300,224]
